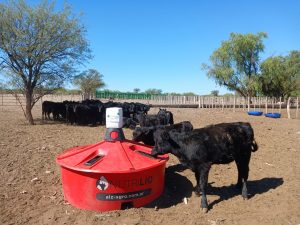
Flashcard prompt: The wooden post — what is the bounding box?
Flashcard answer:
[279,97,282,113]
[242,97,244,110]
[287,97,291,119]
[233,95,236,112]
[247,96,250,112]
[265,97,268,114]
[296,97,299,119]
[222,97,224,111]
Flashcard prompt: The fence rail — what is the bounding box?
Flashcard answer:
[0,93,299,119]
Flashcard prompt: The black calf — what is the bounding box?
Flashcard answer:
[151,122,258,213]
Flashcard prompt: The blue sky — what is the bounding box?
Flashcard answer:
[3,0,300,95]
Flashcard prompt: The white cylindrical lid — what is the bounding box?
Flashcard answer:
[106,107,123,128]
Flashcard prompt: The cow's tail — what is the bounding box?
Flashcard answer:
[251,140,258,152]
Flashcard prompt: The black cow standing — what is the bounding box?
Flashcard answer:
[151,122,258,213]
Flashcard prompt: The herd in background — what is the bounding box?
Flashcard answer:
[42,99,258,213]
[42,99,173,129]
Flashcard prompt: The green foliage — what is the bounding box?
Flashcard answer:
[222,93,235,97]
[210,90,219,96]
[52,87,81,94]
[73,69,105,95]
[0,0,91,124]
[133,88,140,93]
[259,51,300,98]
[182,92,197,96]
[202,32,267,97]
[145,88,163,95]
[0,78,5,90]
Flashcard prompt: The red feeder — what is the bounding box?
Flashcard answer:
[56,107,168,212]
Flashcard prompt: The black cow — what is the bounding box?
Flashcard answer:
[135,113,170,127]
[42,101,66,120]
[157,108,174,125]
[132,121,193,146]
[42,101,55,119]
[123,117,137,130]
[151,122,258,213]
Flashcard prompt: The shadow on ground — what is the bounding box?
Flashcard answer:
[145,164,193,209]
[207,177,284,210]
[146,163,283,211]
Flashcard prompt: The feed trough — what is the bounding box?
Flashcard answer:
[56,107,168,212]
[265,112,281,118]
[247,111,263,116]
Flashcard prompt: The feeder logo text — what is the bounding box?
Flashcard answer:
[96,189,152,201]
[96,176,153,190]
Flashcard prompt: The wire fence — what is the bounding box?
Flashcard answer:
[0,93,299,119]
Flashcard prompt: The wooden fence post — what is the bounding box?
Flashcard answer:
[265,97,268,114]
[247,96,250,112]
[287,97,291,119]
[279,97,282,113]
[222,97,224,111]
[233,95,236,112]
[296,97,299,119]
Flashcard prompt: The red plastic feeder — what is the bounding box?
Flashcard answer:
[56,108,168,212]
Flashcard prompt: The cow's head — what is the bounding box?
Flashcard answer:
[151,128,173,156]
[132,127,155,145]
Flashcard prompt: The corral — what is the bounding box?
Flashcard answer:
[0,106,299,225]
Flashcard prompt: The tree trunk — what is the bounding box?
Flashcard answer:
[25,90,35,125]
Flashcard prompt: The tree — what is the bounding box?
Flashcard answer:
[259,51,300,98]
[210,90,219,96]
[133,88,140,93]
[0,0,91,124]
[145,88,163,95]
[0,80,5,92]
[73,69,105,99]
[202,32,267,98]
[183,92,197,96]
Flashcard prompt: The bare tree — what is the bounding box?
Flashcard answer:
[0,0,91,124]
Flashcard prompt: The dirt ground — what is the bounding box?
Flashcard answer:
[0,107,299,225]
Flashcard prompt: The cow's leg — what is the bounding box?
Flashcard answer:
[46,111,51,120]
[194,170,201,196]
[198,163,211,213]
[235,159,243,190]
[235,151,251,199]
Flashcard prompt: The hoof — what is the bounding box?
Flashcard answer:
[194,191,201,197]
[242,195,248,200]
[202,208,208,213]
[193,187,201,196]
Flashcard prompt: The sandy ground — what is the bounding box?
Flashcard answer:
[0,107,299,225]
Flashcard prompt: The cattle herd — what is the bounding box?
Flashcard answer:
[42,99,173,128]
[43,100,258,213]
